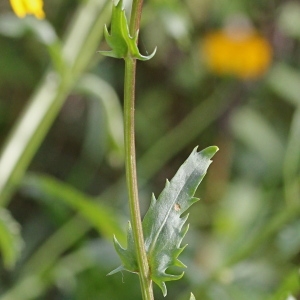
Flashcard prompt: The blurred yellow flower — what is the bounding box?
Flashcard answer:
[202,27,272,79]
[10,0,45,19]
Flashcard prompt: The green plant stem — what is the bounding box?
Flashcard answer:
[124,57,153,300]
[129,0,143,35]
[123,0,153,299]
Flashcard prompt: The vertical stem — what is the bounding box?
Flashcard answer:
[124,0,153,298]
[124,57,153,300]
[129,0,143,35]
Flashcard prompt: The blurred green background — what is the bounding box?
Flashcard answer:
[0,0,300,299]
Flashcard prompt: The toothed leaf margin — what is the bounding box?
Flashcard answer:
[99,0,156,60]
[143,146,218,295]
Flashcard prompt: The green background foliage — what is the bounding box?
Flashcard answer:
[0,0,300,299]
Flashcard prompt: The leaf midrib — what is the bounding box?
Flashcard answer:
[148,169,197,256]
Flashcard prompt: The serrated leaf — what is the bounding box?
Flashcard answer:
[111,146,218,296]
[143,146,218,295]
[108,221,138,275]
[99,0,156,60]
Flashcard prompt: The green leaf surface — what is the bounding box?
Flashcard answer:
[99,0,156,60]
[21,173,125,244]
[108,221,138,275]
[111,146,218,296]
[0,209,23,269]
[75,74,124,163]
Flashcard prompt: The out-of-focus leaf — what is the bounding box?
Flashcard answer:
[267,64,300,107]
[0,0,110,206]
[214,181,262,240]
[189,292,196,300]
[230,106,284,175]
[276,220,300,260]
[21,173,125,243]
[286,295,297,300]
[0,14,65,73]
[278,2,300,39]
[0,209,23,269]
[0,240,138,300]
[144,0,192,47]
[286,296,297,300]
[0,14,57,44]
[283,107,300,204]
[269,269,299,300]
[75,74,124,165]
[111,146,218,296]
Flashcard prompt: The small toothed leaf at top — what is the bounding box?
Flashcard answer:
[99,0,156,60]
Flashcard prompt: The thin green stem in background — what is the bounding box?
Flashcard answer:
[283,106,300,205]
[0,0,110,206]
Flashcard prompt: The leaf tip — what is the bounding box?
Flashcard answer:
[136,46,157,61]
[115,0,123,8]
[176,258,187,268]
[155,280,167,297]
[200,146,219,158]
[190,196,200,205]
[190,292,196,300]
[150,193,157,207]
[107,265,124,276]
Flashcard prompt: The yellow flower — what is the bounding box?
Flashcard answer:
[10,0,45,19]
[202,27,272,79]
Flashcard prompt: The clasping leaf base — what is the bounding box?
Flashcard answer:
[99,0,156,60]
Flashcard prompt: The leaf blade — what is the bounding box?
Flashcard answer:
[142,146,218,295]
